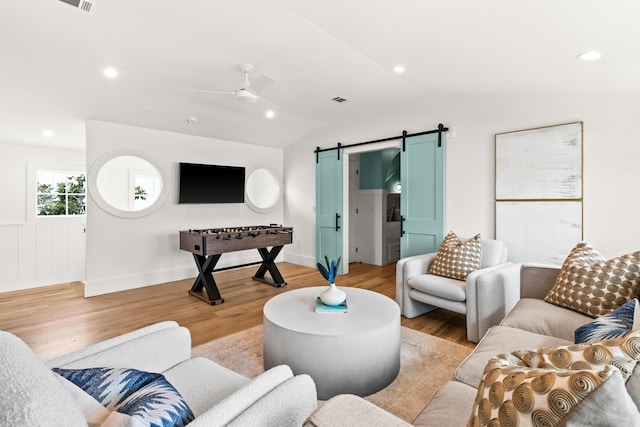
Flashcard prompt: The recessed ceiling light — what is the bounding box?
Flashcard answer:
[186,115,198,124]
[393,65,405,74]
[266,110,275,119]
[42,129,54,138]
[103,66,119,78]
[577,51,601,61]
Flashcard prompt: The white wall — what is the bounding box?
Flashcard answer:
[85,120,284,296]
[283,94,640,266]
[4,93,639,294]
[356,189,386,266]
[0,143,85,292]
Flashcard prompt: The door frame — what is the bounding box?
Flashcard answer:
[340,140,402,274]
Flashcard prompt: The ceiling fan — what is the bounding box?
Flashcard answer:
[190,63,279,110]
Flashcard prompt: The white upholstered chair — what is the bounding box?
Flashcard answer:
[396,238,513,343]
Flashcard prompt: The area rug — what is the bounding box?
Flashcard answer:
[192,326,472,422]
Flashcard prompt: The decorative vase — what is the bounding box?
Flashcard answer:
[319,283,346,306]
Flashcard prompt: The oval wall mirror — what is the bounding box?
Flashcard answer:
[88,151,168,218]
[245,168,281,213]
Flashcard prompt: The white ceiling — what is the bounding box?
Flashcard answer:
[2,0,639,150]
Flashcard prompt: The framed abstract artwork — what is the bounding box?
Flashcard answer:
[495,122,583,264]
[496,201,582,265]
[496,122,582,200]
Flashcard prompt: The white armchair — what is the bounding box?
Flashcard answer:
[396,238,514,343]
[1,321,317,427]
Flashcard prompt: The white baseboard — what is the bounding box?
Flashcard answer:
[83,251,294,297]
[84,266,196,297]
[0,273,83,293]
[2,251,318,296]
[283,251,315,268]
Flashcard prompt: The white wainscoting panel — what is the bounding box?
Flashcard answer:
[0,220,85,292]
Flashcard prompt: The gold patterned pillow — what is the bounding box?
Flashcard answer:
[469,364,620,427]
[544,242,640,317]
[469,332,640,427]
[494,330,640,381]
[428,232,481,280]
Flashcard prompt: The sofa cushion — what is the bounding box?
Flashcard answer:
[501,298,592,342]
[427,231,481,280]
[544,241,640,318]
[407,274,466,302]
[455,326,572,388]
[412,381,477,427]
[575,298,640,344]
[53,367,194,427]
[303,394,411,427]
[469,361,638,426]
[163,357,250,417]
[0,331,87,427]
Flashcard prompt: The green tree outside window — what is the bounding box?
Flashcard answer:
[36,172,86,216]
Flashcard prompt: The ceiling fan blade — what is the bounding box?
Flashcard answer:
[189,89,235,95]
[256,94,280,110]
[251,73,276,93]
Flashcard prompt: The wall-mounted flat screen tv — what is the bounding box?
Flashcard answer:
[179,162,245,204]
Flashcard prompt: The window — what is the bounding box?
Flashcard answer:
[132,172,159,211]
[36,169,86,216]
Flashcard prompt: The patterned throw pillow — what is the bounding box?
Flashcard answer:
[544,242,640,318]
[506,330,640,380]
[469,332,640,426]
[575,298,640,344]
[468,361,639,427]
[53,367,194,427]
[428,232,482,280]
[469,364,618,427]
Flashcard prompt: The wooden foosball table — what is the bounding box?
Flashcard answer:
[179,225,293,305]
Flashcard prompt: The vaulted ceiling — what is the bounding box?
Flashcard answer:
[2,0,638,150]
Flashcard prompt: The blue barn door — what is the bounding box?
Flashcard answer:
[315,149,344,274]
[400,132,445,257]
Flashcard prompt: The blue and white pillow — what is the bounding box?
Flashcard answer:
[53,367,194,427]
[575,298,640,344]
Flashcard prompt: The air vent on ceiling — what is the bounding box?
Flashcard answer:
[331,96,350,104]
[58,0,96,13]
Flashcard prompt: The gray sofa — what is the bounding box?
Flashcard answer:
[306,263,640,426]
[1,320,317,426]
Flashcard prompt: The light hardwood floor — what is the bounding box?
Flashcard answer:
[0,262,475,359]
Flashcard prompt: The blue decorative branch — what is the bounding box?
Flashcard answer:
[317,256,341,283]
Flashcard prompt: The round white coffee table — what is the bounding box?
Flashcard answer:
[263,286,400,400]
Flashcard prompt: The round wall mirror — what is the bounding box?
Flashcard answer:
[245,168,281,213]
[88,151,168,218]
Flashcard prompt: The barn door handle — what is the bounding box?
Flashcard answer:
[400,215,405,236]
[335,213,341,232]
